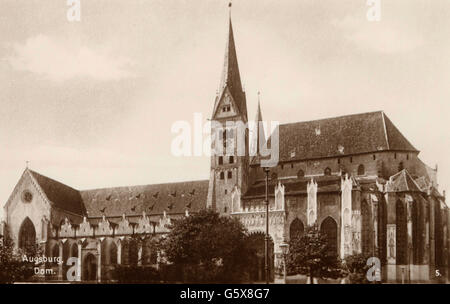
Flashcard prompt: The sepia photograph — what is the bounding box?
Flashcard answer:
[0,0,449,291]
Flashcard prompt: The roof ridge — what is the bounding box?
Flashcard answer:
[28,169,208,193]
[279,110,384,127]
[402,170,409,191]
[403,169,423,192]
[80,179,209,192]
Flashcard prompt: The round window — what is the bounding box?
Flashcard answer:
[22,190,33,203]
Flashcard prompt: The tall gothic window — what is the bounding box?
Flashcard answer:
[396,200,407,264]
[18,217,36,252]
[70,243,78,258]
[289,218,304,241]
[361,200,372,255]
[411,200,420,264]
[320,217,338,256]
[110,242,118,265]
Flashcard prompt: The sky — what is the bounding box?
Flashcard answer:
[1,0,449,218]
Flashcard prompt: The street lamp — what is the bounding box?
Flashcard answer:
[263,167,270,284]
[400,266,406,284]
[279,243,289,284]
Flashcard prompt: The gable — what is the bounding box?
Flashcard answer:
[4,170,51,245]
[386,169,422,192]
[213,88,240,119]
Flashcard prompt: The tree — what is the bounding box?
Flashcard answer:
[344,253,373,284]
[0,226,37,284]
[160,209,253,283]
[286,224,346,283]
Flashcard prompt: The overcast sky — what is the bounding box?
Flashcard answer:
[1,0,449,218]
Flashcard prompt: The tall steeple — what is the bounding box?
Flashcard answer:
[207,8,250,214]
[212,16,247,120]
[252,93,264,156]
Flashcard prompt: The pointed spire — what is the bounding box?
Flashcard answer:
[254,92,264,155]
[219,18,242,96]
[256,92,263,122]
[213,14,247,119]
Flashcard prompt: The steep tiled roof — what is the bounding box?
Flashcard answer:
[80,180,209,218]
[252,111,417,164]
[386,169,422,192]
[29,170,86,215]
[28,169,208,219]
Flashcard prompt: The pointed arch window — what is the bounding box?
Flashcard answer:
[396,200,407,264]
[18,217,36,251]
[70,243,78,258]
[289,218,305,241]
[297,169,305,178]
[361,200,371,254]
[324,167,332,176]
[110,242,118,265]
[320,217,338,256]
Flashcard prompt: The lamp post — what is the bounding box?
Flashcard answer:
[264,167,270,284]
[279,243,288,284]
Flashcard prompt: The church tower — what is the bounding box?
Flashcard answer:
[206,16,249,215]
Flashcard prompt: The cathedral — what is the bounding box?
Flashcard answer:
[1,15,449,284]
